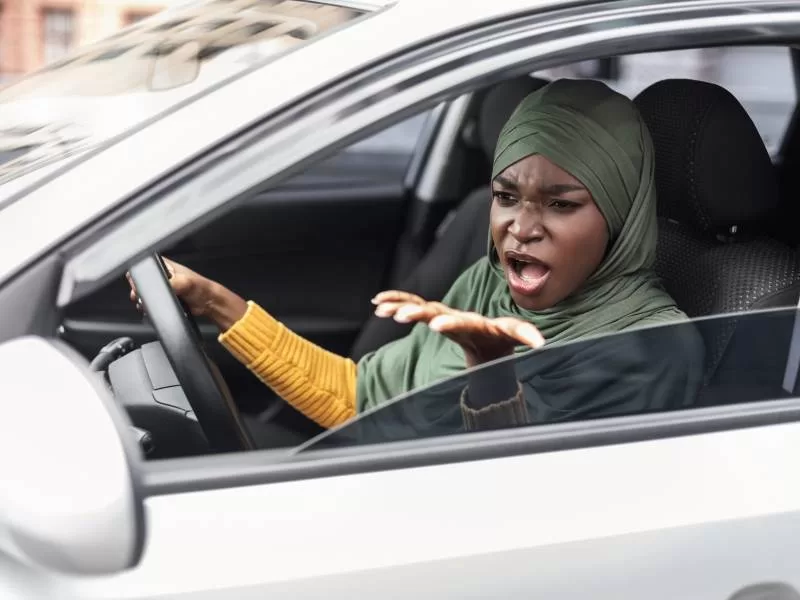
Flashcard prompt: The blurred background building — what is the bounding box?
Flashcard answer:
[0,0,173,82]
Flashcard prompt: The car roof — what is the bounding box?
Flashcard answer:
[0,0,744,284]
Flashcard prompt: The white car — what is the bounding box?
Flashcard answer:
[2,0,800,598]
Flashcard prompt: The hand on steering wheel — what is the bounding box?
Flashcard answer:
[128,254,254,452]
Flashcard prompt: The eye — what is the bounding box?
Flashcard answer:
[492,190,517,206]
[549,199,579,211]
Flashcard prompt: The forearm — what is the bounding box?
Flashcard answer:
[218,301,357,429]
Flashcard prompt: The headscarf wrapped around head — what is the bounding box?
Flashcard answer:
[491,78,658,282]
[356,79,686,411]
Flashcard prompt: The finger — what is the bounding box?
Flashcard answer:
[374,301,408,318]
[493,318,545,348]
[161,257,176,278]
[428,310,485,332]
[371,290,425,306]
[428,313,465,332]
[394,302,447,324]
[126,271,137,293]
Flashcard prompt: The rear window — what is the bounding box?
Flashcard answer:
[535,46,796,156]
[0,0,369,184]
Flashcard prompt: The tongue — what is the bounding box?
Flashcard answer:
[520,262,549,281]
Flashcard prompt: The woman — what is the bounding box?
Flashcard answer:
[131,79,704,432]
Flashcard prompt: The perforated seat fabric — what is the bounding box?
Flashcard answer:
[655,219,800,373]
[635,79,800,381]
[349,76,548,360]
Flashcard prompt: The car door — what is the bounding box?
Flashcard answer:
[48,309,800,600]
[59,113,434,402]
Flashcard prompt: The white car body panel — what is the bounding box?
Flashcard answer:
[53,420,800,597]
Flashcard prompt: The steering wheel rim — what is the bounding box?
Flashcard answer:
[129,254,254,453]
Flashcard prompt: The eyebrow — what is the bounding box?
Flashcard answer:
[492,177,586,195]
[541,183,587,195]
[492,175,519,191]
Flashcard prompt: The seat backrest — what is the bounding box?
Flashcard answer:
[634,79,800,384]
[349,76,549,360]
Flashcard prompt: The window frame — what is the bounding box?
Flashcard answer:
[51,0,800,494]
[145,393,800,496]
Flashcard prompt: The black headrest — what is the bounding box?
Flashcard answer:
[478,75,550,160]
[634,79,778,234]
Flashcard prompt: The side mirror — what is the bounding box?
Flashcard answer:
[0,336,145,575]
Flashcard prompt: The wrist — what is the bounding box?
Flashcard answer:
[205,281,248,332]
[464,347,513,368]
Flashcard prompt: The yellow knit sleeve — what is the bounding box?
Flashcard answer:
[218,301,357,429]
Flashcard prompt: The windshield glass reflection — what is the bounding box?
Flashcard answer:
[0,0,365,185]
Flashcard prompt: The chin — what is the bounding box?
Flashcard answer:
[509,288,552,311]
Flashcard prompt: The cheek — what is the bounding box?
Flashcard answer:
[558,211,609,274]
[581,218,610,267]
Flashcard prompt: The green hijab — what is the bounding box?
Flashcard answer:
[356,78,686,411]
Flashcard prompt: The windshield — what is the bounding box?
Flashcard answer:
[0,0,368,185]
[298,308,799,452]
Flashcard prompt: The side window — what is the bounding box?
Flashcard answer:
[284,111,433,187]
[303,308,799,451]
[339,111,432,181]
[346,112,431,157]
[536,47,796,156]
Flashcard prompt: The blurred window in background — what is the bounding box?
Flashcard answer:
[43,8,76,65]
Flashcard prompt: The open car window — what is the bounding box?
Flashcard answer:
[299,307,799,452]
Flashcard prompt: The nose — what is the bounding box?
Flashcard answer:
[509,205,545,244]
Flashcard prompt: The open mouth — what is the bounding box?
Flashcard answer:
[505,252,551,295]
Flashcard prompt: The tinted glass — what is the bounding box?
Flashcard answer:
[290,111,432,187]
[301,308,798,450]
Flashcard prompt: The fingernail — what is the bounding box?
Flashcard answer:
[374,305,391,317]
[370,297,379,305]
[394,305,419,323]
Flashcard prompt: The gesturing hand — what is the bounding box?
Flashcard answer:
[373,291,545,367]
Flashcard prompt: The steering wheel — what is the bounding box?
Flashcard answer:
[128,254,254,453]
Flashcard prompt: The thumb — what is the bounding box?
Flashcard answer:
[169,272,194,298]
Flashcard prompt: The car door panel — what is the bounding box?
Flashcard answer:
[56,420,800,598]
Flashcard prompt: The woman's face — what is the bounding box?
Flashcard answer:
[490,154,609,311]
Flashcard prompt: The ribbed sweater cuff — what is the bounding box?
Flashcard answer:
[218,301,280,365]
[460,384,529,431]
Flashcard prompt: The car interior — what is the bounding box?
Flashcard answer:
[58,44,800,458]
